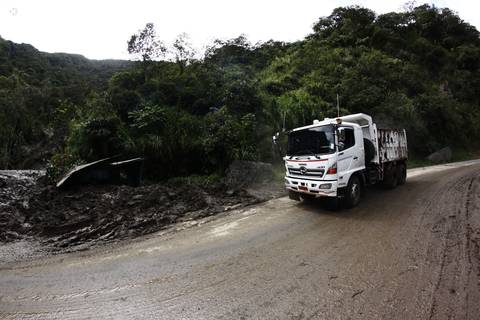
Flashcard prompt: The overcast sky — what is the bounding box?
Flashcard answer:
[0,0,478,60]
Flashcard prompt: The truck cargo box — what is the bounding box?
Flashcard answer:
[378,129,408,163]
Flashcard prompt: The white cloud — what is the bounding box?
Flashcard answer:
[0,0,478,60]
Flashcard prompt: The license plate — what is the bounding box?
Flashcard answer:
[299,186,308,191]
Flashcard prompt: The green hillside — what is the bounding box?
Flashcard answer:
[0,36,131,168]
[1,4,479,179]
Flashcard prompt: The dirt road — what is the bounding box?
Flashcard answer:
[1,161,480,319]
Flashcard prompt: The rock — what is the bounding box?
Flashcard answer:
[4,230,21,240]
[426,147,452,163]
[21,222,32,230]
[224,203,242,211]
[132,194,143,200]
[21,200,30,209]
[225,160,275,189]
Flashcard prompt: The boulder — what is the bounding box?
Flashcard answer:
[426,147,452,163]
[225,160,275,189]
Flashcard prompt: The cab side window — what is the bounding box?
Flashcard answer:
[338,128,355,151]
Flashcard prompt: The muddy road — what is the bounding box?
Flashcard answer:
[1,161,480,319]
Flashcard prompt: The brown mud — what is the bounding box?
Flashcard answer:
[1,163,480,319]
[0,170,284,252]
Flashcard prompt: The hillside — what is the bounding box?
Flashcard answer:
[1,4,480,180]
[0,36,131,168]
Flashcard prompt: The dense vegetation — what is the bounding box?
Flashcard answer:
[0,37,130,168]
[1,4,479,180]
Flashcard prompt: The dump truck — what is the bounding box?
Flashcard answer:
[283,113,407,208]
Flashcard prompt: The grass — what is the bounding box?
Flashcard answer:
[407,148,480,169]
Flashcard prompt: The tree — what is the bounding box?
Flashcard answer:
[312,6,376,46]
[172,33,195,73]
[127,23,167,62]
[204,35,253,66]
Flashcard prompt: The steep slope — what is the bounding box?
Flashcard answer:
[0,36,131,168]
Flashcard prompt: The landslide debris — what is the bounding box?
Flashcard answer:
[0,169,283,250]
[0,171,42,242]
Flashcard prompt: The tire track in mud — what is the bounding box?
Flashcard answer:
[464,178,475,320]
[465,175,480,320]
[385,167,480,320]
[427,172,480,320]
[2,164,480,320]
[427,176,469,320]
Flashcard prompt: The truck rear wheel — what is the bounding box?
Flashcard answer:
[344,175,362,208]
[397,163,407,185]
[382,164,398,189]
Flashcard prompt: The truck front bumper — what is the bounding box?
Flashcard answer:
[285,176,338,197]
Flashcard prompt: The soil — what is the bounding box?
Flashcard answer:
[1,162,480,319]
[0,170,285,252]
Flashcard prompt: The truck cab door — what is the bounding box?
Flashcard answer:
[336,126,364,188]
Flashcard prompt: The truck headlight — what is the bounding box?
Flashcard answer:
[319,183,332,189]
[285,179,290,185]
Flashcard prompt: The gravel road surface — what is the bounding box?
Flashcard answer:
[1,160,480,319]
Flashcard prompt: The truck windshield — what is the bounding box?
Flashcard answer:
[287,125,335,156]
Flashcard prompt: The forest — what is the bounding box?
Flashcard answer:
[1,4,479,180]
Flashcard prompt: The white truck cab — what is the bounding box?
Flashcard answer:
[284,113,407,207]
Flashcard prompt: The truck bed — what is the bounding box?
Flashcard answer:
[378,129,408,163]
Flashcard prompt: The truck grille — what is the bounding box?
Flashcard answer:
[288,168,324,178]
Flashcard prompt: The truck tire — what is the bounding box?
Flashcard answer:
[397,163,407,185]
[288,190,301,201]
[344,175,362,208]
[382,164,398,189]
[363,138,376,164]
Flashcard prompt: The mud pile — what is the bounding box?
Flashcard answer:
[0,171,44,242]
[1,170,284,249]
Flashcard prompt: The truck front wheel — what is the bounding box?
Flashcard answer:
[344,175,362,208]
